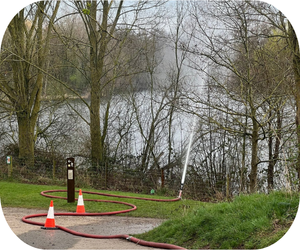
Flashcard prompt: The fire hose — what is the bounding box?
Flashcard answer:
[22,190,185,249]
[21,116,197,249]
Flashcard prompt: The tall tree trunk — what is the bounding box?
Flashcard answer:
[88,0,105,169]
[249,113,259,193]
[267,123,274,191]
[239,98,249,194]
[267,108,274,192]
[84,0,122,170]
[240,111,248,193]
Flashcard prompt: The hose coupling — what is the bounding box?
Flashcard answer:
[178,190,183,199]
[126,236,132,241]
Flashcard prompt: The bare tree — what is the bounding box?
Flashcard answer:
[246,0,300,190]
[183,0,292,192]
[0,2,60,167]
[56,1,167,176]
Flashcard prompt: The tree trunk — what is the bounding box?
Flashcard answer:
[161,168,165,188]
[267,109,281,192]
[90,82,102,169]
[240,126,247,193]
[249,114,259,193]
[239,105,248,193]
[267,129,274,191]
[88,0,104,170]
[17,112,35,168]
[226,173,230,200]
[267,109,274,192]
[87,0,116,170]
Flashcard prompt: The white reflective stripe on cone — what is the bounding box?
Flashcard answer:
[78,195,84,206]
[47,206,54,219]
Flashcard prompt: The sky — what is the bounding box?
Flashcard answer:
[0,1,300,250]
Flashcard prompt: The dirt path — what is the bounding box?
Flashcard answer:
[2,207,165,249]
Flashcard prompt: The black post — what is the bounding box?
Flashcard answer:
[67,157,75,203]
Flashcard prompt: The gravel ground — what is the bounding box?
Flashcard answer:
[2,207,165,249]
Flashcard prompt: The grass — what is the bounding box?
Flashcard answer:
[137,192,299,249]
[0,181,202,219]
[1,181,298,249]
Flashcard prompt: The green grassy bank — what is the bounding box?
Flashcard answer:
[137,192,299,249]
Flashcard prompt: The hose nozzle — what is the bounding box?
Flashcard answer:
[178,183,184,198]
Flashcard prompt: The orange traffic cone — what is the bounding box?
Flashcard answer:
[76,189,85,213]
[41,200,57,230]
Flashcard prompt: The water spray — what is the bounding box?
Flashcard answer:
[179,116,196,198]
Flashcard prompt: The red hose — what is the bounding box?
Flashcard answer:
[41,189,181,202]
[22,190,185,249]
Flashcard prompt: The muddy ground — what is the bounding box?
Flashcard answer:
[2,207,165,249]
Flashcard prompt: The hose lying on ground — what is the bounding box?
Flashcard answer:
[22,190,185,249]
